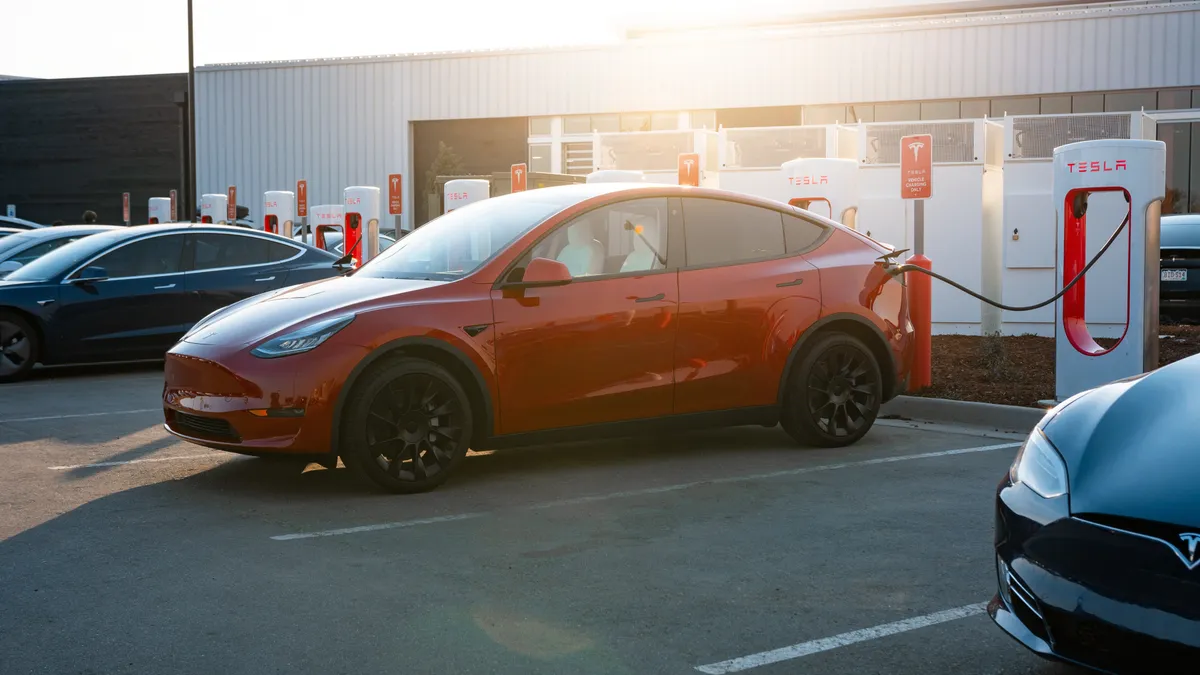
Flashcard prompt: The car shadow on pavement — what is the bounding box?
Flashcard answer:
[60,435,181,480]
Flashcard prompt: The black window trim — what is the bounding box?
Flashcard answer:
[494,195,682,289]
[677,196,833,272]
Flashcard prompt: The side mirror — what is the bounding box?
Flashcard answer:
[72,266,108,284]
[0,260,22,278]
[518,257,572,287]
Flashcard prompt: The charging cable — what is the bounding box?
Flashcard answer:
[878,196,1132,312]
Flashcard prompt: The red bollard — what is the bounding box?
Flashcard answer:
[906,254,932,391]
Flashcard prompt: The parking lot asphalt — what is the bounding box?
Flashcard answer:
[0,364,1076,675]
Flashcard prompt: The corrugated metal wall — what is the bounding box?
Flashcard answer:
[196,0,1200,220]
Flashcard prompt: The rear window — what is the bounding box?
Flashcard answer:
[682,198,785,267]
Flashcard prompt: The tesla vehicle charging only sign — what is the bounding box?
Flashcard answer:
[122,193,130,223]
[227,186,237,221]
[297,180,308,218]
[388,174,403,215]
[901,134,932,199]
[511,164,527,192]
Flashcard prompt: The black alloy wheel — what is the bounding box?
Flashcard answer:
[342,357,473,493]
[0,312,38,383]
[782,332,882,447]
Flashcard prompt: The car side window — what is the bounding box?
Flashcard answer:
[90,235,186,279]
[784,213,828,254]
[189,233,269,271]
[266,239,301,262]
[521,198,670,279]
[12,238,80,265]
[682,198,785,267]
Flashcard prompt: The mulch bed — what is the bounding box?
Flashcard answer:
[909,324,1200,408]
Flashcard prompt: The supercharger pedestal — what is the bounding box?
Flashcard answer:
[781,157,859,228]
[1053,139,1165,401]
[262,191,295,237]
[148,197,172,224]
[443,179,489,214]
[1002,112,1157,337]
[310,204,344,252]
[200,194,228,223]
[343,186,380,267]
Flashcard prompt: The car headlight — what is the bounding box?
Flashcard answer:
[251,314,355,359]
[1009,428,1069,499]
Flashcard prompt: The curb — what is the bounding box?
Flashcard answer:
[880,395,1046,434]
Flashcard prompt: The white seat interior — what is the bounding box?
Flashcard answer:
[556,223,604,277]
[620,219,661,273]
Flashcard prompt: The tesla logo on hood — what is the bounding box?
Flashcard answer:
[1180,533,1200,567]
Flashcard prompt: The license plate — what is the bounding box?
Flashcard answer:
[1162,269,1187,282]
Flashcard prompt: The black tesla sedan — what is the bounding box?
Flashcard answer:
[0,224,341,382]
[991,355,1200,673]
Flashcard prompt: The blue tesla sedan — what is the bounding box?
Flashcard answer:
[0,224,342,382]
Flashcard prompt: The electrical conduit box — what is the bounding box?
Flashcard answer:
[593,130,720,188]
[720,124,858,202]
[1002,112,1157,336]
[1053,138,1165,401]
[262,190,296,237]
[781,157,859,228]
[857,119,1005,335]
[343,186,380,268]
[200,194,228,224]
[148,197,172,224]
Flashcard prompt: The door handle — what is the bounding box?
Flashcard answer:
[154,283,177,290]
[776,278,805,288]
[634,292,665,303]
[255,276,276,282]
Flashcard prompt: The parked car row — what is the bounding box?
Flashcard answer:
[0,224,342,382]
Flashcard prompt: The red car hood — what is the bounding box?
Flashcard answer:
[182,275,443,347]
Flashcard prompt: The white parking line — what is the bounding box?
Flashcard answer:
[2,408,159,424]
[48,453,229,470]
[271,442,1021,541]
[694,602,989,674]
[271,513,488,540]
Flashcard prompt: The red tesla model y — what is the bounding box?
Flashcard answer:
[163,184,914,493]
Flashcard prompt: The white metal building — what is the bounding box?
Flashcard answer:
[196,0,1200,224]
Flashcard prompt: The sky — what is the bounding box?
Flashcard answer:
[0,0,964,79]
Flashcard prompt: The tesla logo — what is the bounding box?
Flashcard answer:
[682,158,694,172]
[1067,160,1128,173]
[513,168,523,180]
[907,141,924,161]
[447,192,469,200]
[391,176,399,190]
[1181,533,1200,566]
[265,201,277,208]
[788,175,829,185]
[346,197,361,205]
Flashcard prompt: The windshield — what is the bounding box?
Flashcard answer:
[4,229,129,282]
[356,193,569,280]
[1162,216,1200,248]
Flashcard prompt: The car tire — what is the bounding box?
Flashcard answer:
[340,357,474,494]
[0,311,39,384]
[781,332,882,448]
